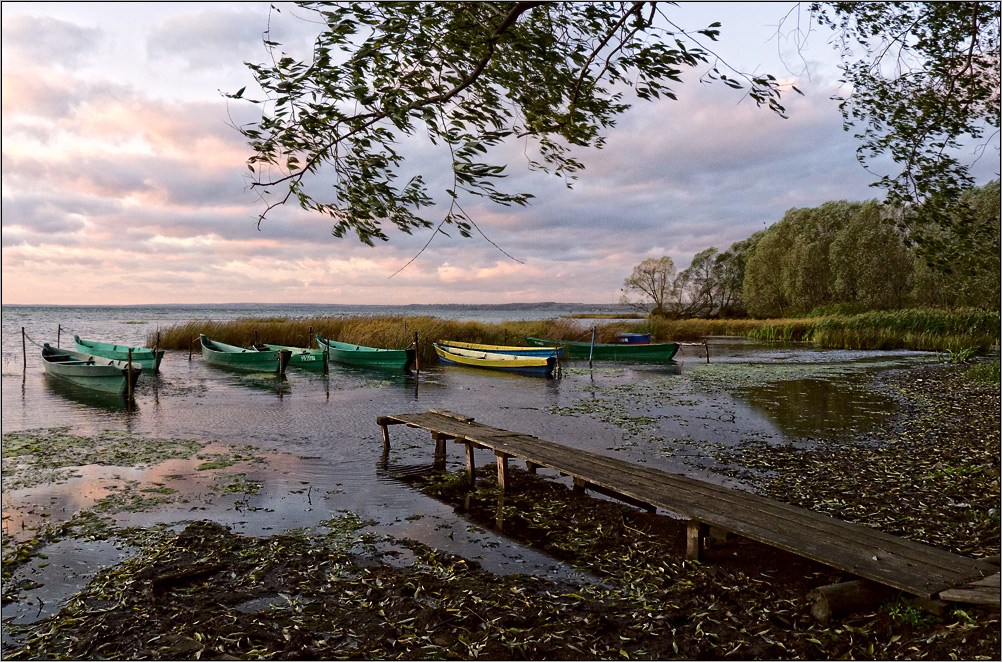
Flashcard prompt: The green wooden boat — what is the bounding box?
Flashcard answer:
[257,343,327,369]
[200,335,292,374]
[42,343,142,394]
[74,335,165,372]
[523,336,680,361]
[316,335,414,371]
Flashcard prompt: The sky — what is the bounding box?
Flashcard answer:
[2,2,998,306]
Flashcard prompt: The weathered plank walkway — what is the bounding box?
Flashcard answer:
[377,410,999,605]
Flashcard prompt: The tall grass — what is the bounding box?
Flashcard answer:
[148,316,640,366]
[150,307,1000,363]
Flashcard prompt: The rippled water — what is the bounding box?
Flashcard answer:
[1,305,937,626]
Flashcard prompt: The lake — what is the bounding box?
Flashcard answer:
[1,304,937,627]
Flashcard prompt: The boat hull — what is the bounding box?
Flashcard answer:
[259,344,327,369]
[437,340,562,359]
[42,344,142,394]
[74,335,165,372]
[317,335,414,371]
[200,335,291,374]
[434,344,554,376]
[523,336,679,361]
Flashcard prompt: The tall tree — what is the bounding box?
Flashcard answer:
[620,256,679,315]
[231,2,792,244]
[807,2,1000,234]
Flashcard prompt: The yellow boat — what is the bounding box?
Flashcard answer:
[437,339,562,359]
[433,343,555,376]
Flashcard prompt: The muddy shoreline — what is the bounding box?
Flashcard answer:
[2,361,999,660]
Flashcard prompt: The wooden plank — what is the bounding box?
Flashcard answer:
[393,414,989,591]
[377,412,995,599]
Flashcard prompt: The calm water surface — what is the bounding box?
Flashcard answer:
[1,305,936,626]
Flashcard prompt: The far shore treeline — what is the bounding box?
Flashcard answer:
[150,183,1000,364]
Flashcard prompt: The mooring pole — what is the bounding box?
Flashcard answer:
[413,332,420,376]
[57,324,62,348]
[704,338,710,363]
[22,327,27,373]
[588,326,596,367]
[127,348,134,401]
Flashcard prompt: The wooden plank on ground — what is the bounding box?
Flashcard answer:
[377,411,997,601]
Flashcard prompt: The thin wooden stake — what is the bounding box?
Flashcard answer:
[57,324,62,348]
[127,348,134,401]
[704,338,710,363]
[413,332,420,375]
[22,327,27,374]
[588,326,596,367]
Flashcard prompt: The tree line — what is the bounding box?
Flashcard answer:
[621,181,1000,318]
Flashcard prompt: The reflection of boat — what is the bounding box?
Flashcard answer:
[200,335,291,374]
[437,340,563,359]
[42,344,142,394]
[434,343,555,376]
[316,335,414,371]
[43,373,138,411]
[257,343,326,369]
[74,335,165,372]
[524,336,679,361]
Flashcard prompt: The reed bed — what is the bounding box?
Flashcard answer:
[149,316,628,366]
[149,308,1000,363]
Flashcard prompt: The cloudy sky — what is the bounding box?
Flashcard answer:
[2,2,996,306]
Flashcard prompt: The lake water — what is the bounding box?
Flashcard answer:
[1,304,937,627]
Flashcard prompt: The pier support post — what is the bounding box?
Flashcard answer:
[379,422,391,452]
[433,433,447,470]
[526,461,539,474]
[496,452,510,492]
[464,442,476,487]
[686,520,709,561]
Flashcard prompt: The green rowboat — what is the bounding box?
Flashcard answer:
[200,335,292,374]
[316,335,414,371]
[74,335,165,372]
[258,343,327,369]
[523,336,680,361]
[42,343,142,394]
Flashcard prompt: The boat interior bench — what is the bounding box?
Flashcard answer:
[377,410,999,605]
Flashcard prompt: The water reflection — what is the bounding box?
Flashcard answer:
[43,374,138,414]
[736,376,898,439]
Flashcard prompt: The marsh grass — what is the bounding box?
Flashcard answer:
[150,308,1000,362]
[150,316,645,365]
[653,308,999,351]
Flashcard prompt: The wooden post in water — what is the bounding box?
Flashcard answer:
[189,337,196,361]
[464,439,476,487]
[588,326,597,367]
[127,348,134,401]
[57,324,62,348]
[413,332,420,376]
[704,338,710,363]
[22,327,27,373]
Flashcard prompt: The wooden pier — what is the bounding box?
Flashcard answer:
[377,410,999,606]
